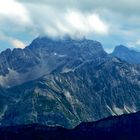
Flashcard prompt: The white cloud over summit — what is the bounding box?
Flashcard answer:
[11,1,108,37]
[0,0,109,50]
[0,0,140,51]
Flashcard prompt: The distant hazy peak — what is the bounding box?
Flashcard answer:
[113,45,129,52]
[111,45,140,64]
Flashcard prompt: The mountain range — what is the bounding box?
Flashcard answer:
[0,36,140,129]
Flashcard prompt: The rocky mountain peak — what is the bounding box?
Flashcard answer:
[0,36,107,87]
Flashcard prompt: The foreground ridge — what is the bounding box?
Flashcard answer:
[0,111,140,140]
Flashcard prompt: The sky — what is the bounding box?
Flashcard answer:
[0,0,140,53]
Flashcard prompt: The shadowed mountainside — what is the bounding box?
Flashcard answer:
[0,111,140,140]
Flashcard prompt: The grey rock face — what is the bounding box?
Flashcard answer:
[111,45,140,64]
[0,37,107,87]
[0,37,140,128]
[1,57,140,128]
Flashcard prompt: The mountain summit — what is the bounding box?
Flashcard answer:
[0,37,107,87]
[111,45,140,64]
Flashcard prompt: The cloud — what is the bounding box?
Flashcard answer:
[19,3,109,38]
[0,0,30,25]
[51,10,108,37]
[14,0,140,38]
[0,33,26,50]
[126,39,140,50]
[18,0,140,16]
[4,1,108,39]
[0,0,140,51]
[65,11,108,35]
[10,39,26,49]
[0,33,27,50]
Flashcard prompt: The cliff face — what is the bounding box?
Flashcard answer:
[0,37,140,128]
[0,37,107,87]
[1,56,140,128]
